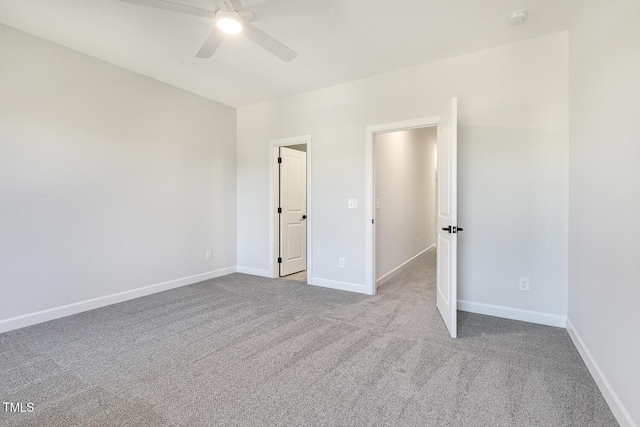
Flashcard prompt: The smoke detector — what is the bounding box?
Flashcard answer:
[509,10,528,25]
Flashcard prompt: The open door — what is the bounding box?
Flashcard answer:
[436,97,459,338]
[279,146,307,276]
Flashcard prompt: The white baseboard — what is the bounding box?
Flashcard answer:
[376,244,435,288]
[0,266,236,334]
[457,300,567,328]
[566,318,636,427]
[310,277,371,295]
[236,266,273,278]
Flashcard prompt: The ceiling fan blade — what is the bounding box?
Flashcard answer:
[229,0,244,11]
[195,28,225,58]
[244,23,297,62]
[220,0,254,20]
[119,0,215,19]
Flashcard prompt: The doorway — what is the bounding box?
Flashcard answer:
[374,126,438,288]
[365,116,441,295]
[268,135,313,283]
[365,98,459,338]
[279,145,307,277]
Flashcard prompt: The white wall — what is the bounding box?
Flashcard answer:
[375,127,436,283]
[568,1,640,425]
[0,25,237,328]
[237,31,569,322]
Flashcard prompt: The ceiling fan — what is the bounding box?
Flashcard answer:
[120,0,298,62]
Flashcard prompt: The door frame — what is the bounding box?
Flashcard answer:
[365,116,440,295]
[269,135,313,280]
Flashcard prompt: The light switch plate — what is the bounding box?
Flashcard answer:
[348,199,358,209]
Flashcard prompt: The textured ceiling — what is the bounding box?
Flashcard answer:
[0,0,581,107]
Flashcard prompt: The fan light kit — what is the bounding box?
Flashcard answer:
[216,11,243,34]
[120,0,298,62]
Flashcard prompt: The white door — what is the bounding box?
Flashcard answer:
[436,97,459,338]
[279,146,307,276]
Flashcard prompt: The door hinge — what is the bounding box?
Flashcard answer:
[277,207,282,213]
[277,157,282,163]
[277,257,282,264]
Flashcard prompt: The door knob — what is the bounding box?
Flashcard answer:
[302,215,307,220]
[442,226,464,234]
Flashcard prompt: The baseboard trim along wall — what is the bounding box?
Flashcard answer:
[0,266,237,334]
[310,277,371,295]
[236,266,273,278]
[457,300,567,328]
[376,244,436,288]
[566,319,636,427]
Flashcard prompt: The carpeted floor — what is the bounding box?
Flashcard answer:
[0,250,617,426]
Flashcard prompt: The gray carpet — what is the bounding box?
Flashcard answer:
[0,251,617,426]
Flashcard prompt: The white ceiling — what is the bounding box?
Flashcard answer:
[0,0,580,107]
